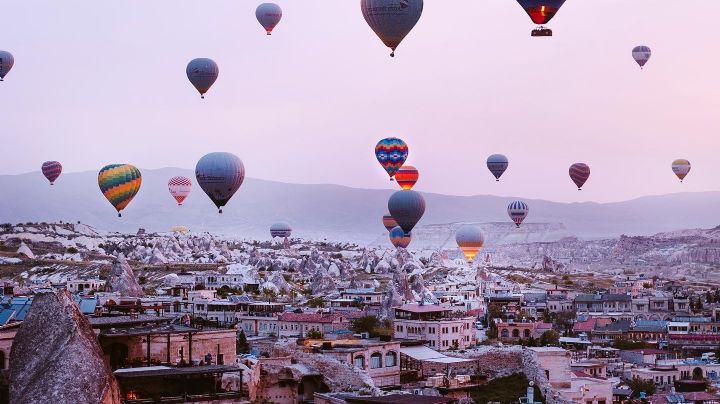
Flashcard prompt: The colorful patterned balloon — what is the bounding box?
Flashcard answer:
[382,214,398,232]
[671,159,691,182]
[195,152,245,213]
[361,0,424,57]
[487,154,509,181]
[168,176,192,206]
[569,163,590,190]
[507,200,529,228]
[98,164,142,217]
[632,46,651,69]
[395,165,419,190]
[388,190,425,234]
[41,161,62,185]
[455,225,484,263]
[375,137,408,180]
[389,226,411,249]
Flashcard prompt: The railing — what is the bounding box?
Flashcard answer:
[125,391,243,404]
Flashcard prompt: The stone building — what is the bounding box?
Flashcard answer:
[393,304,476,351]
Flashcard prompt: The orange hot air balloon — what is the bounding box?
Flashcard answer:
[395,165,419,190]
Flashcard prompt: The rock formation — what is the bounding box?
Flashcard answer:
[106,253,144,297]
[9,290,121,404]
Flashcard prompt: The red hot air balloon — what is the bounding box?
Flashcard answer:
[382,214,398,232]
[395,165,419,190]
[41,161,62,185]
[516,0,567,36]
[569,163,590,190]
[168,176,192,206]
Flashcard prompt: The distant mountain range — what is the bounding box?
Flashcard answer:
[1,168,719,244]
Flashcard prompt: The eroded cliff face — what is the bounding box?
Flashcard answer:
[9,290,121,404]
[106,253,144,297]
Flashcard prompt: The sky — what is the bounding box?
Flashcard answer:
[1,0,719,203]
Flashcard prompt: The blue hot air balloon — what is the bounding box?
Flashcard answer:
[195,152,245,213]
[388,190,425,234]
[389,226,411,249]
[487,154,509,181]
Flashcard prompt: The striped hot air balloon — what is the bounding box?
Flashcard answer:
[375,137,408,180]
[632,46,652,69]
[195,152,245,213]
[389,226,411,249]
[98,164,142,217]
[569,163,590,190]
[507,201,529,228]
[256,3,283,35]
[388,190,425,234]
[168,176,192,206]
[671,159,691,182]
[455,225,484,263]
[41,161,62,185]
[361,0,424,57]
[487,154,509,181]
[270,222,292,238]
[395,165,419,190]
[382,214,398,232]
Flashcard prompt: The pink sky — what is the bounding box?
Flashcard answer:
[1,0,718,203]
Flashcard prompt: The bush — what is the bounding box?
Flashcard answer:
[627,378,655,397]
[305,329,323,339]
[66,247,79,254]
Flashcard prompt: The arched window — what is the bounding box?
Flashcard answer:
[354,355,365,369]
[512,329,520,338]
[523,329,531,338]
[370,352,382,369]
[385,351,397,367]
[501,329,509,338]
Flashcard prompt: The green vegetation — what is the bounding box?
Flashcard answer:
[470,373,545,404]
[612,337,648,350]
[66,247,79,254]
[627,378,655,397]
[217,285,243,298]
[539,330,559,346]
[305,329,323,339]
[350,316,393,339]
[236,329,249,354]
[306,296,325,308]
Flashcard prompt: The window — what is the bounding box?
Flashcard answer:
[370,353,382,369]
[385,351,397,367]
[512,329,520,338]
[354,356,365,369]
[501,329,509,338]
[523,329,531,338]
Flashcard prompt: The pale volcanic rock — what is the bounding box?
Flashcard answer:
[9,290,121,404]
[106,253,144,297]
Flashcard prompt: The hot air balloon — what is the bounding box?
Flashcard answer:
[382,214,398,232]
[515,0,567,36]
[632,46,651,69]
[186,58,219,99]
[0,51,14,81]
[41,161,62,185]
[569,163,590,190]
[171,225,190,234]
[361,0,424,57]
[389,226,411,249]
[98,164,142,217]
[487,154,509,181]
[507,201,529,228]
[375,137,408,180]
[455,225,484,263]
[195,152,245,213]
[671,159,691,182]
[388,190,425,234]
[270,222,292,238]
[256,3,283,35]
[168,176,192,206]
[395,165,419,190]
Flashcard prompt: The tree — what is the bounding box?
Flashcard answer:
[262,288,277,302]
[307,297,325,308]
[539,330,559,346]
[236,330,249,354]
[695,298,704,313]
[350,316,392,339]
[612,337,648,350]
[305,329,323,339]
[627,378,655,398]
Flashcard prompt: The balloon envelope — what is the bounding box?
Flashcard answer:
[395,165,419,190]
[487,154,509,181]
[171,226,190,234]
[455,225,484,263]
[382,214,398,232]
[98,164,142,217]
[388,190,425,234]
[507,201,529,227]
[389,226,411,248]
[270,222,292,238]
[168,176,192,205]
[671,159,691,182]
[569,163,590,190]
[41,161,62,185]
[195,152,245,213]
[0,51,14,80]
[516,0,567,24]
[256,3,283,35]
[361,0,423,57]
[375,137,408,179]
[632,46,651,68]
[186,58,219,98]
